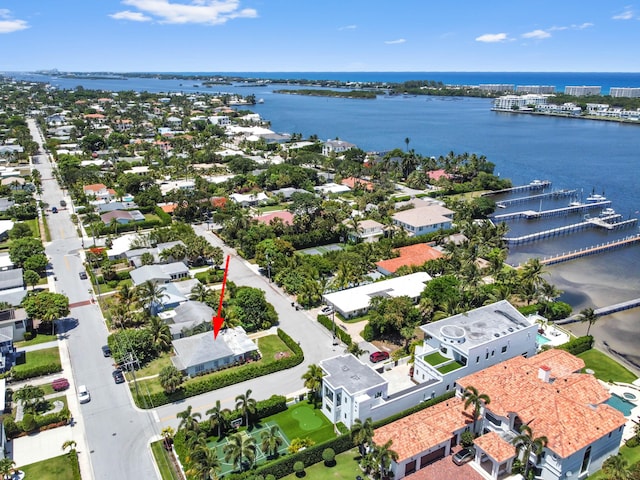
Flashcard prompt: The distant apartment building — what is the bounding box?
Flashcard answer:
[515,85,555,94]
[564,85,601,96]
[609,87,640,98]
[493,94,548,111]
[477,84,514,93]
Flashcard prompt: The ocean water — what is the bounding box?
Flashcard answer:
[8,71,640,371]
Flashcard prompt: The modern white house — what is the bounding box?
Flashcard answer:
[322,272,432,319]
[321,139,356,157]
[345,219,385,243]
[392,204,454,237]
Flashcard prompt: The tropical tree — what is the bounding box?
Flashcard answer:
[186,445,221,480]
[177,405,202,433]
[372,439,399,479]
[159,365,183,394]
[223,431,257,472]
[512,424,548,480]
[301,364,324,403]
[260,425,284,458]
[462,385,490,435]
[190,283,211,303]
[602,453,629,480]
[147,315,172,352]
[136,280,167,314]
[579,307,599,336]
[61,439,77,453]
[351,417,374,456]
[0,458,16,480]
[13,384,45,413]
[161,426,175,450]
[235,389,257,427]
[206,400,231,438]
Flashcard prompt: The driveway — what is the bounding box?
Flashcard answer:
[404,447,488,480]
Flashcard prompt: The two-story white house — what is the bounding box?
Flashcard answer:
[392,204,454,236]
[322,139,356,157]
[345,219,384,243]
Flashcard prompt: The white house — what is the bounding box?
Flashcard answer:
[346,219,384,243]
[322,139,356,157]
[392,204,454,236]
[322,272,432,319]
[229,192,269,207]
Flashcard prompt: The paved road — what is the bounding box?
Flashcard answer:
[27,120,158,480]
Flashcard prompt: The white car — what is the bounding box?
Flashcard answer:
[320,306,333,315]
[78,385,91,404]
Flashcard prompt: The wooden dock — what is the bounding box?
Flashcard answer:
[536,234,640,265]
[557,297,640,324]
[482,180,551,197]
[505,217,637,245]
[495,189,575,208]
[494,200,611,221]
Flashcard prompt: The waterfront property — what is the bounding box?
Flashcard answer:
[375,243,443,275]
[391,203,454,237]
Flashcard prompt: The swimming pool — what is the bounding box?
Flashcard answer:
[536,333,551,345]
[606,393,636,417]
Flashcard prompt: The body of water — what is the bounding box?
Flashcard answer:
[9,71,640,372]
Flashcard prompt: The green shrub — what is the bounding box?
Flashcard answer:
[517,304,540,316]
[11,362,63,381]
[625,436,639,448]
[557,335,593,356]
[362,323,374,342]
[316,314,352,345]
[461,431,475,447]
[35,407,71,429]
[23,331,33,341]
[3,417,20,439]
[293,461,305,475]
[155,206,172,225]
[322,447,336,465]
[20,413,37,432]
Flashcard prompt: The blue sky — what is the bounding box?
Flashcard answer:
[1,1,638,72]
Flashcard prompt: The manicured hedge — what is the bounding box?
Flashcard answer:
[557,335,593,356]
[154,206,172,225]
[135,329,303,408]
[317,314,352,345]
[11,362,62,381]
[5,407,71,439]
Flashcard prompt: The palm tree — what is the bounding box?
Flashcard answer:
[351,417,374,456]
[512,424,548,479]
[117,283,136,308]
[190,283,211,303]
[223,431,257,472]
[602,453,629,480]
[147,315,172,352]
[0,458,15,480]
[161,426,175,450]
[177,405,202,433]
[260,425,284,458]
[61,439,77,453]
[136,280,167,314]
[235,389,257,427]
[187,445,221,480]
[206,400,231,438]
[13,384,45,414]
[301,364,324,402]
[579,307,599,336]
[372,439,399,479]
[404,137,410,152]
[462,385,490,435]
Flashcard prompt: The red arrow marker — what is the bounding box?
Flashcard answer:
[213,255,231,339]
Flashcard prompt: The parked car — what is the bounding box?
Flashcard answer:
[60,199,67,207]
[369,351,390,363]
[112,369,125,384]
[51,206,58,214]
[452,447,476,466]
[79,271,88,280]
[101,345,111,357]
[320,306,333,315]
[77,385,91,404]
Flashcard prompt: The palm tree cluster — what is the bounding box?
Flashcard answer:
[350,417,399,479]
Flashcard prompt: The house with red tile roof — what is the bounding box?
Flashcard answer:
[253,211,294,226]
[427,169,452,182]
[454,349,626,480]
[376,243,443,275]
[83,183,117,202]
[341,176,374,191]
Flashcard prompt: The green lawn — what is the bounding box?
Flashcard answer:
[587,444,640,479]
[151,440,182,480]
[256,335,292,361]
[125,354,173,381]
[437,361,464,374]
[19,452,79,480]
[261,401,336,445]
[281,447,363,480]
[15,333,57,348]
[423,351,449,366]
[578,349,638,384]
[12,347,62,374]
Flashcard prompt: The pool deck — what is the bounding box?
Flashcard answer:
[602,380,640,441]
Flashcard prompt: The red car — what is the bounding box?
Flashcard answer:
[369,351,390,363]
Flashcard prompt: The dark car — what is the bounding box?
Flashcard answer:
[112,369,125,384]
[79,271,88,280]
[369,351,390,363]
[101,345,111,357]
[60,199,67,207]
[452,447,476,466]
[51,206,58,214]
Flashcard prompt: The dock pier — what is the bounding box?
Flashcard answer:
[557,297,640,324]
[524,234,640,265]
[482,180,551,197]
[493,200,611,221]
[495,189,576,208]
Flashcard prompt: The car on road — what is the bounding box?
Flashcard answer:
[320,305,334,315]
[452,447,476,466]
[77,385,91,404]
[112,369,125,384]
[79,271,88,280]
[369,351,390,363]
[60,199,67,207]
[101,345,111,357]
[51,206,58,214]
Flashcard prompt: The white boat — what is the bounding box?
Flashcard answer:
[568,201,582,207]
[600,208,616,217]
[586,191,607,203]
[257,98,265,104]
[496,203,507,209]
[530,179,544,186]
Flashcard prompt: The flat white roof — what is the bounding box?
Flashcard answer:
[323,272,432,315]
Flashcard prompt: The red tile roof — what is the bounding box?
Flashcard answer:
[160,203,177,213]
[376,243,443,274]
[474,431,516,463]
[341,177,374,191]
[428,169,452,181]
[253,211,294,226]
[372,397,473,462]
[83,183,107,192]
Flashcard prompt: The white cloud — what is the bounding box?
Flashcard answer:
[0,19,28,33]
[110,10,152,22]
[612,7,634,20]
[574,22,594,29]
[475,33,508,43]
[522,29,551,39]
[339,25,357,31]
[384,38,406,45]
[117,0,258,25]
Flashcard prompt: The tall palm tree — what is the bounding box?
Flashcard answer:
[351,417,374,456]
[223,431,257,472]
[186,445,221,480]
[372,439,399,479]
[512,424,548,479]
[136,280,167,314]
[260,425,284,458]
[235,389,257,427]
[301,364,324,402]
[579,307,599,336]
[190,283,211,303]
[602,453,629,480]
[462,385,490,435]
[117,283,136,308]
[177,405,202,433]
[147,315,172,352]
[206,400,231,438]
